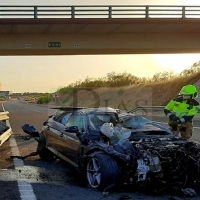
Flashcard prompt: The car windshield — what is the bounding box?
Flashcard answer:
[88,113,116,130]
[121,115,150,129]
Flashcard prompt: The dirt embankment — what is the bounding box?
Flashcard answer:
[52,72,200,111]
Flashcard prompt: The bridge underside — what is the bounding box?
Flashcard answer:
[0,18,200,55]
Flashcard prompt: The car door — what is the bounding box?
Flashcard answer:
[60,112,84,164]
[43,113,72,155]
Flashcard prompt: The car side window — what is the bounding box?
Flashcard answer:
[61,113,72,125]
[65,113,84,130]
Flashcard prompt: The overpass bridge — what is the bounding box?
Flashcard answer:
[1,5,200,55]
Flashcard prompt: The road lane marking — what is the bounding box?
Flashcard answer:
[2,104,37,200]
[33,110,40,112]
[24,107,40,112]
[14,104,41,113]
[18,180,36,200]
[9,133,37,200]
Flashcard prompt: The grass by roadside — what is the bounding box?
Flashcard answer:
[49,71,200,110]
[34,62,200,110]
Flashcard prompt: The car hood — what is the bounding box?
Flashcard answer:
[127,122,171,133]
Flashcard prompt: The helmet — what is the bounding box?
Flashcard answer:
[179,84,198,99]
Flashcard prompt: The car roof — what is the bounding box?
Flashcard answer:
[51,106,118,114]
[119,112,139,117]
[84,107,118,114]
[50,106,87,111]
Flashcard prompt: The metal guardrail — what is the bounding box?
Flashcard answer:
[128,105,165,113]
[127,105,200,114]
[0,106,12,146]
[0,5,200,19]
[128,106,165,113]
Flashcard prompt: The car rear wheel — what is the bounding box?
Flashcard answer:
[37,132,54,160]
[86,153,119,191]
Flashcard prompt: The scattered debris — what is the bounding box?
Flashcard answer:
[21,124,39,137]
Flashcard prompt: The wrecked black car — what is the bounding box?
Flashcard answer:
[23,107,200,194]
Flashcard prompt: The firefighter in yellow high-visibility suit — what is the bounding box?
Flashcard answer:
[164,84,199,139]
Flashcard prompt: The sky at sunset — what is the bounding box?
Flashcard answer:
[1,0,200,93]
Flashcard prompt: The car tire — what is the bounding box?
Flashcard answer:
[37,132,54,160]
[86,153,120,191]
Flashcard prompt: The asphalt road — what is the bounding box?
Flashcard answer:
[1,100,200,200]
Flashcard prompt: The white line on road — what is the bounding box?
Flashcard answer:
[2,104,37,200]
[33,110,40,113]
[24,107,40,112]
[15,104,41,113]
[9,136,37,200]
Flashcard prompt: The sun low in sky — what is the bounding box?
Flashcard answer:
[0,0,200,93]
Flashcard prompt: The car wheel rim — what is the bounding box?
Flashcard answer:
[86,157,101,189]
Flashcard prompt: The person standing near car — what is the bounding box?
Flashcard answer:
[164,84,199,139]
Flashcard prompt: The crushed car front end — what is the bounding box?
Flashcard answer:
[81,111,200,192]
[120,113,200,192]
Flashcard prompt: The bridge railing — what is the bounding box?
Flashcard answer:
[0,5,200,19]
